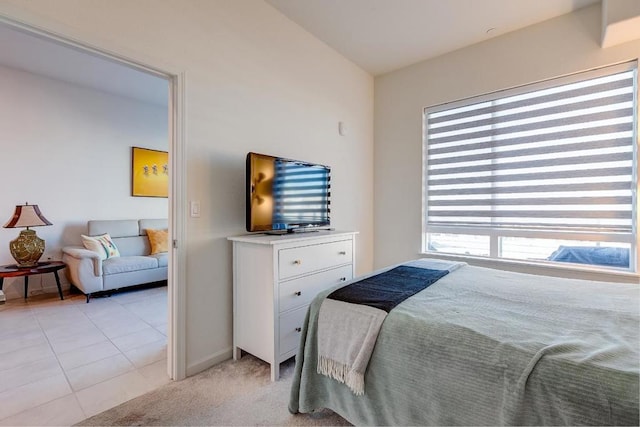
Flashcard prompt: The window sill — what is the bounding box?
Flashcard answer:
[419,252,639,284]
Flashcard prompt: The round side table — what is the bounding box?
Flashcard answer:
[0,261,66,300]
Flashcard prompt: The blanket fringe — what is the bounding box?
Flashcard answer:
[317,355,365,395]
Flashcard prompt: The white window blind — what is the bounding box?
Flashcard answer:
[424,64,637,236]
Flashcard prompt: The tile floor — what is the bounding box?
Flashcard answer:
[0,285,170,426]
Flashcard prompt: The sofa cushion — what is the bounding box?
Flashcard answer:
[81,234,120,260]
[113,236,150,257]
[149,253,169,268]
[89,220,139,238]
[139,219,168,235]
[102,256,158,275]
[147,229,169,254]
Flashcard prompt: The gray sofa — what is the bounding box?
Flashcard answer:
[62,219,168,302]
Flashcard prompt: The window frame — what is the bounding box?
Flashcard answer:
[421,61,639,274]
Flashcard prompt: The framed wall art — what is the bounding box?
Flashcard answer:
[131,147,169,198]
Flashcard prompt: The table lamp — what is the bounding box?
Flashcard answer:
[3,203,52,267]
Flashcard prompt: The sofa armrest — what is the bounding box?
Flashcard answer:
[62,247,104,295]
[62,246,99,258]
[62,246,102,277]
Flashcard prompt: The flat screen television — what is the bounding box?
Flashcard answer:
[246,152,330,233]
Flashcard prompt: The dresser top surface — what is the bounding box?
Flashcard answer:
[228,230,357,245]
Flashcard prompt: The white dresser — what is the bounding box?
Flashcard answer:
[228,230,357,380]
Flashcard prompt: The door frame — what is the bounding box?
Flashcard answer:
[0,15,188,380]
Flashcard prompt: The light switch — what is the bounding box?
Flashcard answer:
[190,200,201,218]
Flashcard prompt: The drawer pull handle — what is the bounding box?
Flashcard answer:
[340,277,347,282]
[338,251,347,255]
[295,327,302,332]
[293,259,302,265]
[294,291,302,296]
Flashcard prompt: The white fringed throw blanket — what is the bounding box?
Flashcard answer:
[317,259,465,395]
[317,299,386,395]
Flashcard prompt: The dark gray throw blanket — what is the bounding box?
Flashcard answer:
[317,260,464,395]
[327,265,450,312]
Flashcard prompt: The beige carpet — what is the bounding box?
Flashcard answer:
[77,354,350,426]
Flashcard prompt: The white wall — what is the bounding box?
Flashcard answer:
[374,4,640,279]
[0,0,374,374]
[0,64,168,298]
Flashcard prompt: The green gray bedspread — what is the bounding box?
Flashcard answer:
[289,262,640,426]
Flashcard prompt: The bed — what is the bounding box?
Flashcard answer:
[289,259,639,426]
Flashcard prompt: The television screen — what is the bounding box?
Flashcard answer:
[246,152,330,232]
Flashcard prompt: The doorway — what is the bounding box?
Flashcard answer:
[0,15,186,417]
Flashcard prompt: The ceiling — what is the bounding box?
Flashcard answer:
[267,0,600,76]
[0,0,599,101]
[0,23,168,107]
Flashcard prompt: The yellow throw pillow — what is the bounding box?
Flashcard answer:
[146,229,169,255]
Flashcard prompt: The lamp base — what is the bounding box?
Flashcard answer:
[9,229,45,268]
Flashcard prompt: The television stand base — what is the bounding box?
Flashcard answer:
[263,227,333,235]
[288,228,320,234]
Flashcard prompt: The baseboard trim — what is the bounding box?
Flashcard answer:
[186,347,233,377]
[2,282,71,300]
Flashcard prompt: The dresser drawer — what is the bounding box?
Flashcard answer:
[279,264,352,313]
[279,305,308,356]
[278,239,352,280]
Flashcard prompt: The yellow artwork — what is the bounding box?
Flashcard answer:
[131,147,169,198]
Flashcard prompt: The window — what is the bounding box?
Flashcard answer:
[423,62,638,272]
